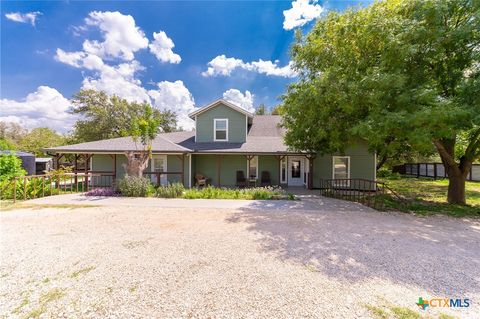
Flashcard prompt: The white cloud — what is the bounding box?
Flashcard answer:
[223,89,254,113]
[202,55,297,78]
[148,80,195,130]
[53,11,195,131]
[202,55,245,77]
[149,31,181,64]
[83,11,149,61]
[5,11,41,26]
[0,86,76,133]
[250,60,297,77]
[283,0,323,30]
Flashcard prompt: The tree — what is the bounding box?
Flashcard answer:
[0,121,28,148]
[255,104,267,115]
[123,103,162,177]
[71,90,177,142]
[18,128,65,157]
[0,153,26,181]
[271,105,284,115]
[282,0,479,204]
[0,138,16,151]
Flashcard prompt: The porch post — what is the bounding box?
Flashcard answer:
[74,154,78,185]
[181,154,185,187]
[305,154,316,190]
[217,155,222,187]
[113,154,117,186]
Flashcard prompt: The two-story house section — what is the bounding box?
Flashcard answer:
[45,99,376,189]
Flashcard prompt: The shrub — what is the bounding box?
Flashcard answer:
[0,153,26,182]
[183,186,293,200]
[377,169,401,180]
[118,176,154,197]
[156,183,185,198]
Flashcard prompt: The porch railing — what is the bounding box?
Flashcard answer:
[319,178,403,209]
[0,172,115,203]
[143,172,184,187]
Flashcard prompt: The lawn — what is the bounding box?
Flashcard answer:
[378,176,480,218]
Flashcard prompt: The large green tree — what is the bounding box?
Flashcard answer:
[71,90,177,142]
[282,0,479,204]
[19,128,65,157]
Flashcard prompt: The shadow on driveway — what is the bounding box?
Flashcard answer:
[228,200,480,296]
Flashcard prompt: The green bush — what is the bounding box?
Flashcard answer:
[183,186,293,200]
[377,169,401,179]
[0,153,26,182]
[118,176,154,197]
[156,183,185,198]
[0,176,54,200]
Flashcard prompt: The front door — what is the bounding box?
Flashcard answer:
[288,156,304,186]
[151,155,167,186]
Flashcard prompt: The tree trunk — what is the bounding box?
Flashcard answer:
[434,139,472,205]
[446,169,466,205]
[376,154,389,171]
[123,151,149,178]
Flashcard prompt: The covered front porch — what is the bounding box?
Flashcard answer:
[191,154,316,189]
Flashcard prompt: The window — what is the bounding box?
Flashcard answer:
[280,158,287,183]
[214,119,228,141]
[333,156,350,185]
[247,156,258,179]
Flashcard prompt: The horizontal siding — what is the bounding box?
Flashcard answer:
[196,103,247,143]
[312,143,375,188]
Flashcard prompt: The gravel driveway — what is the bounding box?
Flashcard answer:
[1,195,479,318]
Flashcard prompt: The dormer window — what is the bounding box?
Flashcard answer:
[214,119,228,141]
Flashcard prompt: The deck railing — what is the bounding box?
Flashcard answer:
[142,172,184,187]
[0,172,115,203]
[319,178,403,209]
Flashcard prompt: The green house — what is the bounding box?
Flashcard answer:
[45,99,376,189]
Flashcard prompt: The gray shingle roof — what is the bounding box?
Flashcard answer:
[45,115,299,154]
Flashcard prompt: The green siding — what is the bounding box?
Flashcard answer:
[196,103,247,143]
[192,154,280,187]
[258,155,279,186]
[91,154,127,180]
[312,143,376,189]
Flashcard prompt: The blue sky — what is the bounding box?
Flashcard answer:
[1,0,372,132]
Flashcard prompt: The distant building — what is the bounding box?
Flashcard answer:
[35,157,53,175]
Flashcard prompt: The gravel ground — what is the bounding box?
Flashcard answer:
[1,195,479,318]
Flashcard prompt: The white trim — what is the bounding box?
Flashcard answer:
[246,156,259,179]
[280,157,287,183]
[287,156,304,186]
[189,99,254,119]
[194,115,197,142]
[245,115,248,140]
[188,154,192,188]
[332,156,350,186]
[213,118,229,142]
[151,155,168,186]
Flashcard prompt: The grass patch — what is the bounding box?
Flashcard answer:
[69,266,95,278]
[365,302,457,319]
[42,278,50,284]
[183,186,294,200]
[23,288,66,319]
[39,288,65,304]
[1,203,100,212]
[12,296,29,314]
[378,177,480,218]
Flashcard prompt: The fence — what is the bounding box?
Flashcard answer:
[319,178,403,209]
[394,163,480,181]
[0,172,115,203]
